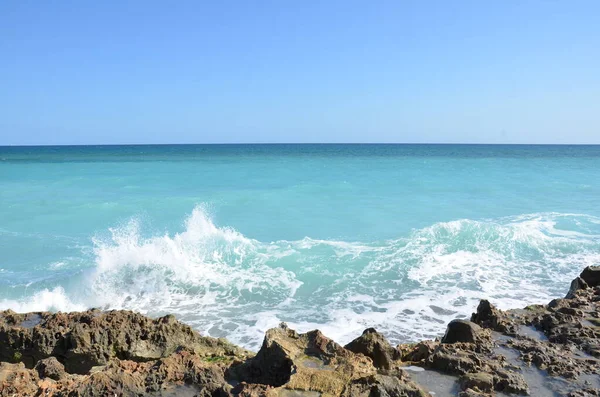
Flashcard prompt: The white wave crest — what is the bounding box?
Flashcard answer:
[0,287,86,313]
[1,209,599,351]
[86,206,303,316]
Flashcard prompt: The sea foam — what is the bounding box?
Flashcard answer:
[1,206,599,351]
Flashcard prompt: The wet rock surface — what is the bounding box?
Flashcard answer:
[0,266,599,396]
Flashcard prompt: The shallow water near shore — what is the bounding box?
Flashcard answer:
[1,144,600,350]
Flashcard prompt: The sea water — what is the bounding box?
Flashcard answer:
[1,144,599,350]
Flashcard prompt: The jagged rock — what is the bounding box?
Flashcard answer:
[240,324,370,394]
[458,389,491,397]
[581,266,600,287]
[1,267,600,397]
[441,320,484,344]
[427,345,481,375]
[527,286,600,360]
[460,372,494,393]
[141,348,229,394]
[0,362,40,397]
[496,283,600,390]
[567,277,589,298]
[237,324,300,387]
[34,356,66,380]
[231,382,273,397]
[344,328,400,370]
[506,335,600,378]
[425,341,528,394]
[235,323,428,397]
[471,300,516,335]
[2,349,231,397]
[0,309,250,374]
[397,341,438,363]
[0,310,250,396]
[568,388,600,397]
[492,369,529,395]
[344,371,429,397]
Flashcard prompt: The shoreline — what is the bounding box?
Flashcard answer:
[1,266,599,397]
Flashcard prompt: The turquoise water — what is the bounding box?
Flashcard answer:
[1,144,599,349]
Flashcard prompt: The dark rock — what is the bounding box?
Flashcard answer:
[344,328,400,370]
[557,306,584,316]
[34,356,66,380]
[241,324,297,387]
[442,320,483,344]
[566,277,589,298]
[581,266,600,287]
[568,388,600,397]
[471,300,516,335]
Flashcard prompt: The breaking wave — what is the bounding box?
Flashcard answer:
[2,206,599,350]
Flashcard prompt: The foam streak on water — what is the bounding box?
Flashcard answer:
[2,206,599,351]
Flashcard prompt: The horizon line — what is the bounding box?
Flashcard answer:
[2,142,600,148]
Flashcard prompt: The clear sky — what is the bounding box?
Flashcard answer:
[1,1,599,145]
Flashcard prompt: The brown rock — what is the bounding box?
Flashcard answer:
[398,341,438,363]
[238,323,374,393]
[0,309,250,374]
[460,372,494,393]
[492,369,529,395]
[425,341,528,394]
[2,265,600,397]
[441,320,483,344]
[34,356,66,380]
[471,300,516,335]
[345,371,429,397]
[231,382,272,397]
[344,328,400,370]
[236,323,428,397]
[458,388,491,397]
[0,362,40,397]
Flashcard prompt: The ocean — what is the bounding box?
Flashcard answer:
[1,144,599,350]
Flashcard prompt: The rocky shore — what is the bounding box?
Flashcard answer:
[1,266,599,397]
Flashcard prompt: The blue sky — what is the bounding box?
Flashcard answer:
[1,1,599,145]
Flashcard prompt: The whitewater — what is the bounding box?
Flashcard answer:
[1,144,599,351]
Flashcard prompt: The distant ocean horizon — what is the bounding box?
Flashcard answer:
[3,142,600,146]
[1,143,599,350]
